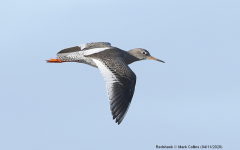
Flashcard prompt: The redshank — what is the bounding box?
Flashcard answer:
[46,42,164,124]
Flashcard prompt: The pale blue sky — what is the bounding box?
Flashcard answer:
[1,0,239,150]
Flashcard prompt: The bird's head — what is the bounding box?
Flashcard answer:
[128,48,165,63]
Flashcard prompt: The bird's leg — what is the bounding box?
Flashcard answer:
[46,59,66,63]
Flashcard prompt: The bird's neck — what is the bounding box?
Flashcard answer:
[125,51,140,65]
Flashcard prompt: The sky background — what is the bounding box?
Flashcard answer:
[1,0,240,150]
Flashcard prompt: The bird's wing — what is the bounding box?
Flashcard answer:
[79,42,111,50]
[56,42,112,64]
[92,57,136,124]
[57,42,111,54]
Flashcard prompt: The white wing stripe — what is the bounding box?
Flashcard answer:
[79,44,87,50]
[83,47,110,56]
[92,59,119,83]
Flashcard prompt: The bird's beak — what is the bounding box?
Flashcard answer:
[148,56,165,63]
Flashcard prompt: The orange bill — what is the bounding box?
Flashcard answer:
[148,56,165,63]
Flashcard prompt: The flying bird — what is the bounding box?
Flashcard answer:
[46,42,164,124]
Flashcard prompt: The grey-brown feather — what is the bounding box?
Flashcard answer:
[58,46,81,54]
[86,49,136,124]
[81,42,111,50]
[56,42,113,68]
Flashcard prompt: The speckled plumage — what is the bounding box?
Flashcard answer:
[47,42,164,124]
[56,42,113,67]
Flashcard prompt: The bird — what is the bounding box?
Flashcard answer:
[46,42,165,125]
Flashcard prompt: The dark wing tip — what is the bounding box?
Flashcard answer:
[115,118,122,125]
[111,101,131,125]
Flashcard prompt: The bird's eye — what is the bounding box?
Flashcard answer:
[142,51,147,55]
